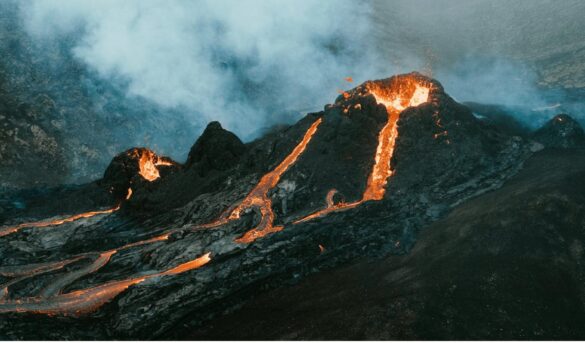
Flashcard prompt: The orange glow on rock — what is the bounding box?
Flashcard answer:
[126,187,133,200]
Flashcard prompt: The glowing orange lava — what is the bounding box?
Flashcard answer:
[0,188,135,239]
[0,205,121,238]
[295,79,430,223]
[0,227,171,312]
[197,118,322,243]
[130,149,175,182]
[0,253,211,316]
[126,187,133,200]
[232,118,322,243]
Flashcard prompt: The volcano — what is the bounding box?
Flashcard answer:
[1,72,585,340]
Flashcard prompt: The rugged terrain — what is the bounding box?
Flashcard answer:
[0,72,583,340]
[185,148,585,340]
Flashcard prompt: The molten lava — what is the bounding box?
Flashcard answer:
[0,253,211,316]
[295,78,430,223]
[0,188,134,238]
[197,118,323,243]
[126,187,133,200]
[232,118,322,243]
[0,75,434,320]
[0,205,121,238]
[130,149,175,182]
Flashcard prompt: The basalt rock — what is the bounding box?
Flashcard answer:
[532,114,585,148]
[100,148,179,200]
[185,121,246,175]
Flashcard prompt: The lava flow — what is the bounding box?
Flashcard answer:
[230,118,322,243]
[198,118,322,243]
[0,187,134,238]
[0,253,211,316]
[295,78,430,223]
[0,205,121,238]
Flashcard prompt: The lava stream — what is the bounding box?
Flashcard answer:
[295,82,430,224]
[39,251,116,297]
[0,231,170,303]
[0,188,134,239]
[197,118,323,243]
[0,205,121,238]
[0,253,211,316]
[0,256,85,278]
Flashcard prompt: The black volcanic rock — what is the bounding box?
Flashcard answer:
[185,121,246,175]
[532,114,585,148]
[100,147,178,200]
[0,72,539,340]
[391,83,519,193]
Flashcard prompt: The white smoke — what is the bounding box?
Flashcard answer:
[20,0,390,139]
[17,0,585,137]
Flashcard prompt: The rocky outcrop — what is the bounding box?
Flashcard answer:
[100,148,179,200]
[532,114,585,148]
[185,121,246,175]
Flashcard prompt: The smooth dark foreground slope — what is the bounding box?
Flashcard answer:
[183,148,585,340]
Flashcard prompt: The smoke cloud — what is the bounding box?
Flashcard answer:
[19,0,391,140]
[17,0,585,138]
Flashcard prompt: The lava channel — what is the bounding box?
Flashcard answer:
[0,188,133,238]
[295,79,430,223]
[0,205,121,238]
[197,117,323,243]
[0,253,211,316]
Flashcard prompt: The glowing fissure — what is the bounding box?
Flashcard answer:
[198,118,323,243]
[0,256,85,278]
[0,253,211,316]
[295,81,430,224]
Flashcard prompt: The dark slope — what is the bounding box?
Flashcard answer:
[533,114,585,148]
[184,148,585,340]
